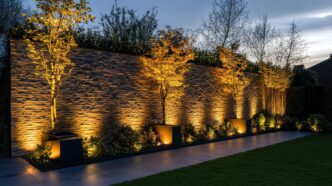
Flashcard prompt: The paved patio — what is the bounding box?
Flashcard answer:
[0,131,311,186]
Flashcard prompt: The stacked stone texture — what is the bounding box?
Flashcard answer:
[10,40,263,156]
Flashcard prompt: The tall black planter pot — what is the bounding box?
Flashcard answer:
[42,131,83,164]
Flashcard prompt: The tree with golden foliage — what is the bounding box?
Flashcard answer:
[25,0,95,130]
[261,63,292,115]
[216,46,250,118]
[262,64,292,91]
[141,28,195,125]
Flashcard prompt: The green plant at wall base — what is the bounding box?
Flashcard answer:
[181,123,198,143]
[200,122,218,140]
[306,114,332,133]
[258,113,266,129]
[83,137,109,158]
[207,128,216,140]
[282,116,300,130]
[140,124,160,148]
[106,125,142,156]
[253,113,267,131]
[274,116,283,129]
[266,116,276,129]
[294,115,332,133]
[296,120,306,131]
[27,145,52,165]
[216,121,239,138]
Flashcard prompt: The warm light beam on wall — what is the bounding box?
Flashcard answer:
[73,110,103,139]
[250,96,258,118]
[15,101,46,153]
[118,105,146,130]
[235,94,244,119]
[187,101,204,130]
[211,96,228,123]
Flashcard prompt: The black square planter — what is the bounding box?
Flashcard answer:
[227,119,252,135]
[154,125,182,146]
[43,131,83,164]
[59,137,83,164]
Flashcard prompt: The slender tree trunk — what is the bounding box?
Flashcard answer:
[50,81,57,130]
[160,82,167,125]
[161,95,166,125]
[231,95,237,119]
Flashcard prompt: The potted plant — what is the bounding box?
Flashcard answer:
[25,0,94,163]
[140,27,195,145]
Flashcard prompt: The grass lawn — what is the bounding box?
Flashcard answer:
[117,134,332,186]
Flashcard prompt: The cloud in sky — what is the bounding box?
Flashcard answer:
[268,8,332,67]
[23,0,332,67]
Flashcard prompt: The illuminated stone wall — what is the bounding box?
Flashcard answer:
[10,40,263,156]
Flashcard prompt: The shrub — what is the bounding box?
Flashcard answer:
[274,116,283,129]
[306,114,332,133]
[140,124,160,148]
[253,112,283,131]
[106,125,142,156]
[102,0,157,55]
[181,123,198,143]
[83,137,108,159]
[279,116,299,130]
[189,49,221,67]
[75,27,104,50]
[200,121,218,141]
[74,1,158,55]
[296,120,306,131]
[206,127,216,140]
[27,145,52,165]
[266,115,276,129]
[253,113,267,131]
[216,121,239,138]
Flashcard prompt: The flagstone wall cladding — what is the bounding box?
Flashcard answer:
[10,39,263,156]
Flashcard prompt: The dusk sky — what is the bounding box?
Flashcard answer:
[23,0,332,67]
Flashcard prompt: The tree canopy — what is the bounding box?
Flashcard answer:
[141,27,195,124]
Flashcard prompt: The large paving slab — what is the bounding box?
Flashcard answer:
[0,131,311,186]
